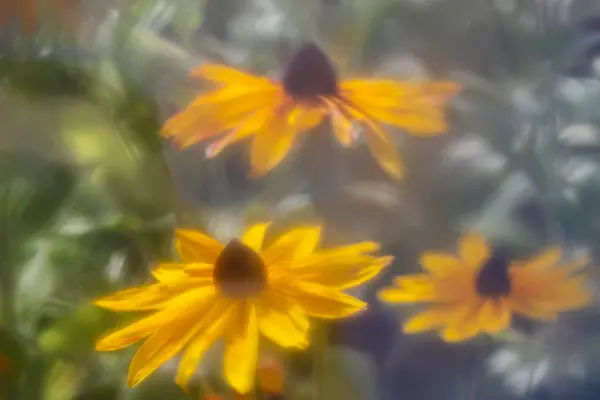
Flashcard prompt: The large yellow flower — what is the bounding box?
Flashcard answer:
[162,42,460,180]
[94,223,391,393]
[378,233,592,342]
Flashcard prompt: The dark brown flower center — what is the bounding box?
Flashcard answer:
[213,239,267,297]
[282,42,339,100]
[475,247,512,297]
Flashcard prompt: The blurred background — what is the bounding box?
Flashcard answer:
[4,0,600,399]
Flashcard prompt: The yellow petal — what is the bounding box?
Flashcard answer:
[377,286,438,303]
[297,256,392,290]
[507,299,558,321]
[224,303,259,394]
[205,106,276,158]
[340,80,459,136]
[95,288,214,352]
[392,274,433,288]
[362,120,404,180]
[263,226,321,265]
[402,306,456,334]
[183,263,215,278]
[190,64,271,87]
[294,242,381,267]
[523,247,562,270]
[479,299,511,333]
[249,112,298,177]
[163,87,274,145]
[458,233,490,268]
[175,300,234,390]
[419,253,464,275]
[323,98,354,147]
[280,281,366,319]
[127,291,218,387]
[440,302,483,342]
[242,222,272,252]
[258,292,310,348]
[175,229,223,263]
[94,284,173,311]
[151,266,213,285]
[291,105,325,132]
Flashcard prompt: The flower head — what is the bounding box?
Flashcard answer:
[94,223,391,393]
[377,233,592,342]
[162,42,460,179]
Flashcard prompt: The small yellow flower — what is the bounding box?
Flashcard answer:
[162,42,459,180]
[378,233,592,342]
[94,223,391,393]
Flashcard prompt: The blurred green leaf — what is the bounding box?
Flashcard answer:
[0,152,76,240]
[0,59,90,99]
[60,101,173,220]
[172,0,205,45]
[0,329,26,399]
[128,375,192,400]
[15,241,57,327]
[38,303,114,358]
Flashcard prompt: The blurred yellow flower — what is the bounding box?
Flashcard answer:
[378,234,592,342]
[94,223,391,393]
[162,42,459,180]
[257,355,284,395]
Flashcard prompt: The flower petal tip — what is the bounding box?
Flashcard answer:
[379,256,395,268]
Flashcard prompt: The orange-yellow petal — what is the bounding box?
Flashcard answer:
[402,306,456,334]
[340,80,459,136]
[242,222,271,252]
[363,124,404,180]
[281,281,366,319]
[478,299,511,333]
[295,256,392,290]
[419,253,464,275]
[190,64,271,87]
[523,247,562,270]
[458,233,490,268]
[377,285,437,303]
[440,302,482,342]
[127,291,218,387]
[257,292,309,348]
[249,113,298,177]
[183,263,215,278]
[95,288,214,352]
[224,304,259,394]
[175,229,223,263]
[323,97,355,147]
[262,226,321,265]
[175,300,234,389]
[205,106,276,157]
[294,242,380,268]
[93,284,173,311]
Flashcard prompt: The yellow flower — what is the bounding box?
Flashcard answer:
[162,42,459,180]
[94,223,391,393]
[377,233,592,342]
